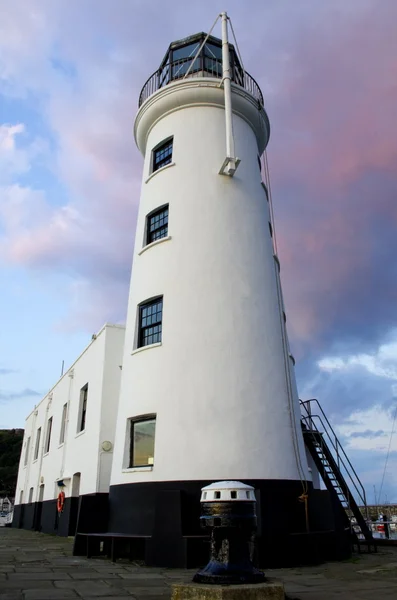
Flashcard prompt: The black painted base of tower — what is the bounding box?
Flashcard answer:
[105,479,351,568]
[13,479,352,568]
[12,493,108,537]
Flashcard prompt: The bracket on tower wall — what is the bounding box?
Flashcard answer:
[219,156,241,176]
[219,12,240,177]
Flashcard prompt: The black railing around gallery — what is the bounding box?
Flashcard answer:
[138,56,264,107]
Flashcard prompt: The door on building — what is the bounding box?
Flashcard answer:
[69,472,81,536]
[34,485,44,531]
[19,490,25,528]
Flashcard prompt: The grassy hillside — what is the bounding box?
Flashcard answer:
[0,429,24,497]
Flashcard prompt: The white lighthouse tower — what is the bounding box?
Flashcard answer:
[109,15,313,566]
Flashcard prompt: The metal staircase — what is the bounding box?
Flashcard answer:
[300,399,376,552]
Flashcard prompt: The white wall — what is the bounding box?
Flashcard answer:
[97,325,125,492]
[15,324,125,504]
[110,79,310,487]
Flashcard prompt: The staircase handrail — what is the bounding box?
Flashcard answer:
[300,399,368,512]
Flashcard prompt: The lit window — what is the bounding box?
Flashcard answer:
[152,138,173,172]
[24,437,31,466]
[129,416,156,468]
[138,297,163,348]
[60,403,67,444]
[78,385,88,433]
[45,417,53,454]
[34,428,41,460]
[146,205,168,245]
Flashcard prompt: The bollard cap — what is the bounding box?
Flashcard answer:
[200,481,255,502]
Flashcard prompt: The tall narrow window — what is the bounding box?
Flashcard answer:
[45,417,53,454]
[34,428,41,460]
[146,205,168,245]
[59,403,67,444]
[24,437,31,466]
[28,487,34,504]
[152,138,173,172]
[129,416,156,468]
[138,297,163,348]
[78,384,88,433]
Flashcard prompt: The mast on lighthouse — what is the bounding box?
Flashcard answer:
[109,14,315,568]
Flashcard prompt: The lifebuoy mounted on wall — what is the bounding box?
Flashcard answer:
[57,491,65,514]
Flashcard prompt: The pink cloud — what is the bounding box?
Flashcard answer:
[262,2,397,353]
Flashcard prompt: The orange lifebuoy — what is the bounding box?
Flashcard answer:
[57,491,65,514]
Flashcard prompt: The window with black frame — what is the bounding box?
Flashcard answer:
[152,138,173,172]
[146,205,168,245]
[138,297,163,347]
[45,417,53,454]
[129,416,156,468]
[34,427,41,460]
[78,384,88,433]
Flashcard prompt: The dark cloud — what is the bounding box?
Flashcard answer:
[346,447,397,505]
[0,388,40,401]
[349,430,386,440]
[296,359,396,423]
[0,368,16,375]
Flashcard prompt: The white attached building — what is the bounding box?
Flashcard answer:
[13,324,125,536]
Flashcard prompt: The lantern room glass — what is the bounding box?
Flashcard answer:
[157,33,243,88]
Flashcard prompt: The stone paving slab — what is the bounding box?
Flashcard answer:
[1,581,55,591]
[68,572,120,580]
[23,591,78,600]
[54,581,130,596]
[126,587,171,600]
[8,573,72,581]
[1,528,397,599]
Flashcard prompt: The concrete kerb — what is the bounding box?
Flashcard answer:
[171,580,285,600]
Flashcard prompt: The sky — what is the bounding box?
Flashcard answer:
[0,0,396,504]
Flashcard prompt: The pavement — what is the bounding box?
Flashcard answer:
[1,528,397,600]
